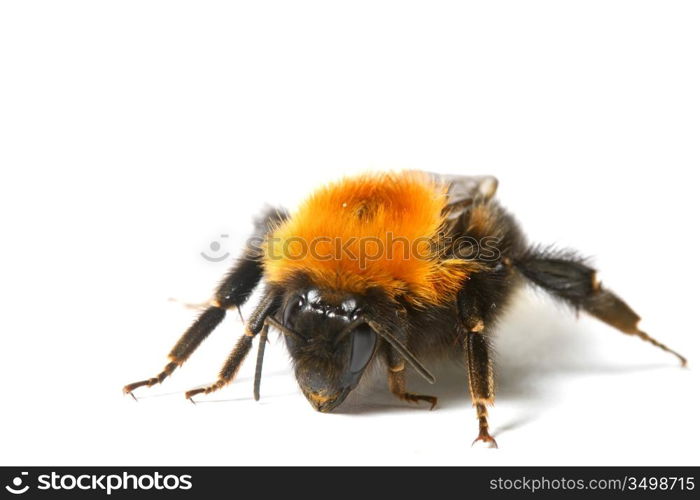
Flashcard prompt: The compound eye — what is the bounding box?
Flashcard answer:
[349,324,376,374]
[283,295,304,327]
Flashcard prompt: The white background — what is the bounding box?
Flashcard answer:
[1,1,698,466]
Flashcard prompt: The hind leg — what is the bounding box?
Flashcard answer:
[515,252,686,366]
[583,287,686,366]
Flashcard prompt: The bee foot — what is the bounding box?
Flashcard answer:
[472,431,498,448]
[401,393,438,410]
[185,388,207,402]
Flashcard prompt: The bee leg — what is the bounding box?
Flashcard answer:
[123,305,226,397]
[123,208,286,398]
[185,290,281,402]
[185,334,254,401]
[464,328,498,448]
[583,288,687,366]
[515,253,687,366]
[387,363,438,409]
[384,344,437,409]
[458,278,500,447]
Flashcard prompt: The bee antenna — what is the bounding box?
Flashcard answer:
[264,316,308,342]
[333,318,367,346]
[253,323,270,401]
[366,320,436,385]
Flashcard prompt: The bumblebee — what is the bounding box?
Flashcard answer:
[124,171,686,446]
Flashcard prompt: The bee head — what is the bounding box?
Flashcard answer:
[281,287,377,412]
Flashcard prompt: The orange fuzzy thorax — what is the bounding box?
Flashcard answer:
[263,171,478,306]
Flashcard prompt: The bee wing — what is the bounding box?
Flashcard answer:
[416,171,499,220]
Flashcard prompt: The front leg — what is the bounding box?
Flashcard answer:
[385,359,438,410]
[184,289,281,402]
[123,207,287,397]
[383,330,437,410]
